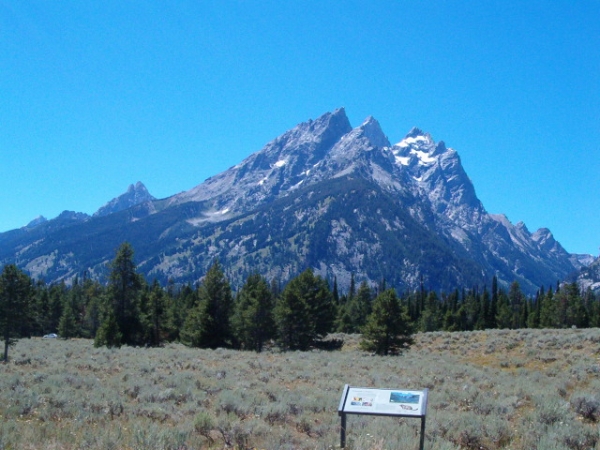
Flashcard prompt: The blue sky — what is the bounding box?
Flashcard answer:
[1,1,599,255]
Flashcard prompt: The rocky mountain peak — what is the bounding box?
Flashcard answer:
[406,126,426,138]
[94,182,155,218]
[357,116,390,148]
[25,215,48,229]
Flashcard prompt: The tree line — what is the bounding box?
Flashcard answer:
[1,242,599,361]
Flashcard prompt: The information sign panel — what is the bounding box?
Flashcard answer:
[338,385,428,449]
[341,386,427,416]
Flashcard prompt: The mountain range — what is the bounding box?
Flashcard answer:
[0,108,592,294]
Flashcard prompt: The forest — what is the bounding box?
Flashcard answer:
[1,241,599,361]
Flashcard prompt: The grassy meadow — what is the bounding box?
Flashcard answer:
[1,328,599,450]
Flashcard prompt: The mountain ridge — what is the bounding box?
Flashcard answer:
[0,109,590,294]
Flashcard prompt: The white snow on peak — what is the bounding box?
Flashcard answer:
[395,155,411,166]
[258,176,269,186]
[396,135,429,148]
[411,149,437,165]
[221,208,230,215]
[272,160,286,168]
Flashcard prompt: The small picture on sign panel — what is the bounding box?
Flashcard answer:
[389,392,420,404]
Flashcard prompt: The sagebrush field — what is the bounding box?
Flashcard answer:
[1,328,599,449]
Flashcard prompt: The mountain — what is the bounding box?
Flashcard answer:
[94,181,156,217]
[0,109,586,294]
[573,256,600,293]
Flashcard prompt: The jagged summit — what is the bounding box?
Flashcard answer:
[94,182,155,218]
[405,127,427,138]
[357,116,390,148]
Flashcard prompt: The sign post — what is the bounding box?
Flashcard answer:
[338,384,429,450]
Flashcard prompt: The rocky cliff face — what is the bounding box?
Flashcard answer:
[0,109,582,294]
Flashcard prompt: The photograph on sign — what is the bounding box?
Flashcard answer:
[342,387,426,416]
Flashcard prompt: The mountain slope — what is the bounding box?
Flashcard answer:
[0,109,582,294]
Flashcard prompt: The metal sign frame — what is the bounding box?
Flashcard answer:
[338,384,429,449]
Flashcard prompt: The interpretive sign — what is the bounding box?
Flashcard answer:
[338,385,428,449]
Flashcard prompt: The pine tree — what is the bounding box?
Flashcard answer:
[0,264,32,361]
[496,289,513,329]
[481,286,492,329]
[94,310,122,348]
[420,291,441,332]
[540,287,559,328]
[231,273,274,352]
[181,260,233,349]
[274,276,314,350]
[562,282,587,328]
[360,289,413,355]
[31,281,49,336]
[339,280,373,333]
[489,275,499,328]
[274,269,334,350]
[100,242,144,346]
[81,279,104,339]
[141,280,166,346]
[58,298,78,339]
[508,281,524,328]
[585,288,599,327]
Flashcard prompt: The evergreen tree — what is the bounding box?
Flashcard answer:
[181,260,233,349]
[338,281,373,333]
[584,288,599,327]
[335,304,354,333]
[463,289,481,331]
[231,273,274,352]
[99,242,144,346]
[348,273,356,301]
[481,286,492,329]
[164,285,192,342]
[489,275,499,328]
[274,276,314,351]
[420,291,441,332]
[508,281,524,328]
[353,281,373,326]
[274,269,334,350]
[496,289,512,328]
[140,280,166,346]
[540,287,559,328]
[81,279,104,339]
[31,280,49,336]
[0,264,32,361]
[94,310,122,348]
[48,283,66,333]
[360,289,413,355]
[562,282,587,328]
[58,297,78,339]
[332,276,340,305]
[527,288,543,328]
[442,289,461,331]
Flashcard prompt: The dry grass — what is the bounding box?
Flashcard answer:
[1,328,599,449]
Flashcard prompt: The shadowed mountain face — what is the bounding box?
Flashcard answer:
[0,109,581,294]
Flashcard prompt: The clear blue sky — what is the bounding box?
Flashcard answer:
[1,1,599,255]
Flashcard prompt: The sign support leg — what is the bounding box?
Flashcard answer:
[340,413,347,448]
[419,416,426,450]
